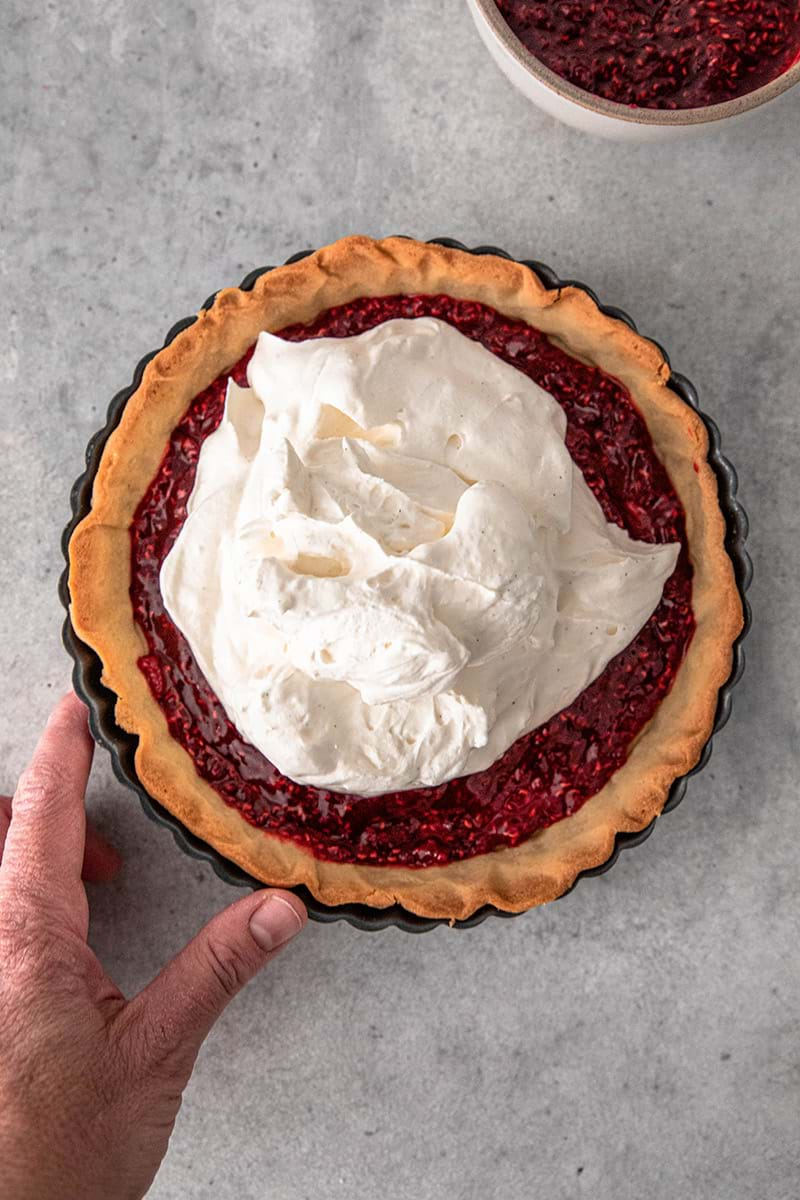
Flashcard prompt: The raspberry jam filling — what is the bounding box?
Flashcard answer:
[131,294,695,868]
[496,0,800,109]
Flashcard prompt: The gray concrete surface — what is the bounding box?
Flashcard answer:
[2,2,799,1197]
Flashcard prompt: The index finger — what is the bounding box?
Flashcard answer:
[1,693,95,905]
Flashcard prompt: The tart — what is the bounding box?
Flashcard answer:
[68,236,743,920]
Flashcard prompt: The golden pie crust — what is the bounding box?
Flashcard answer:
[69,236,743,920]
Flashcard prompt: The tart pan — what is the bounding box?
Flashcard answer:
[59,238,752,933]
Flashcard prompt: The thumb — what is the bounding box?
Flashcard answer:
[130,889,306,1067]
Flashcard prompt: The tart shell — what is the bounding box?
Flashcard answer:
[67,236,746,921]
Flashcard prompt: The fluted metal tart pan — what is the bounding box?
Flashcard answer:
[59,238,752,932]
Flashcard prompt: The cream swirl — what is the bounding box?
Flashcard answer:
[161,318,679,795]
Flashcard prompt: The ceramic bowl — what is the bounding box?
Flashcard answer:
[467,0,800,141]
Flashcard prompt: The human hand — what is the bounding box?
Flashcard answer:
[0,693,307,1200]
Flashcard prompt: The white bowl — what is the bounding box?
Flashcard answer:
[467,0,800,141]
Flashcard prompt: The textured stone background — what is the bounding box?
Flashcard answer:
[2,2,799,1198]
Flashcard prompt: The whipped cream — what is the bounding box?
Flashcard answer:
[161,318,679,795]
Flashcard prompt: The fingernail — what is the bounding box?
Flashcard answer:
[249,894,304,953]
[51,691,79,719]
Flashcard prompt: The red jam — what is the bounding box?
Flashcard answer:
[130,294,694,868]
[496,0,800,109]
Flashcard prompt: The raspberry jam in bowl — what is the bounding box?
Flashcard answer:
[467,0,800,139]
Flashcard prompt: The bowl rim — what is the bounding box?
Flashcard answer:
[471,0,800,126]
[59,236,752,933]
